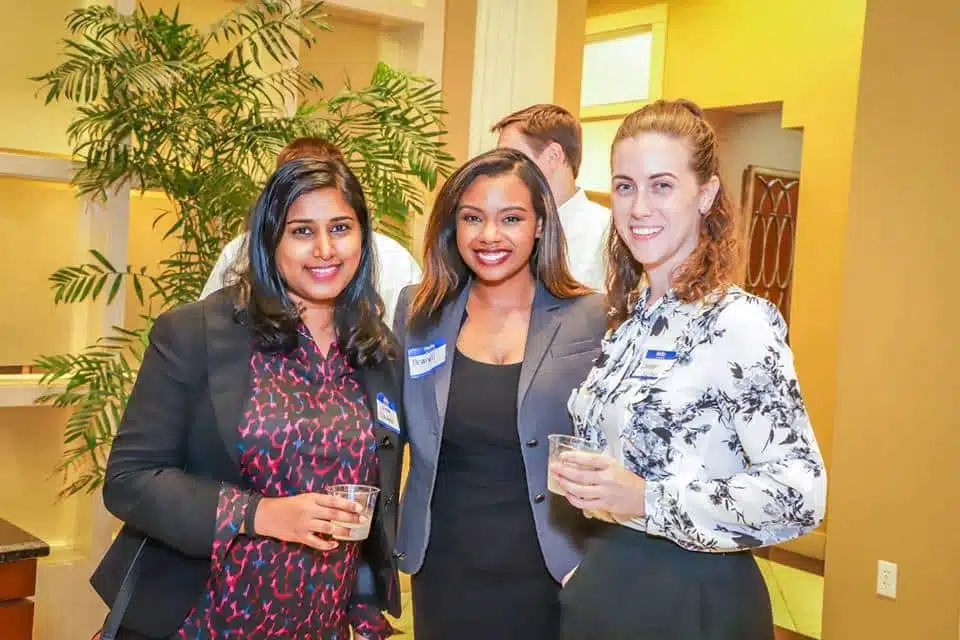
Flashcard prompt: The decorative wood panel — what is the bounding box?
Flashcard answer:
[741,166,800,325]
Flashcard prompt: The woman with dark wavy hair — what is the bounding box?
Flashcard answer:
[91,158,406,640]
[393,148,607,640]
[553,99,826,639]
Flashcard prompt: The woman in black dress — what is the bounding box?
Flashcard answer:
[392,148,607,639]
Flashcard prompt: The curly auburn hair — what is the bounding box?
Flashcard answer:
[606,99,742,330]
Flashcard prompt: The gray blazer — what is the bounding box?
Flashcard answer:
[392,280,607,581]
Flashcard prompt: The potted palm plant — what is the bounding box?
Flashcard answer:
[30,0,453,497]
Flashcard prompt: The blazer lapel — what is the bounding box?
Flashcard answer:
[204,295,253,466]
[518,282,562,409]
[429,284,470,434]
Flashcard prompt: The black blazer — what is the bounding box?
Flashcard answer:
[90,288,405,638]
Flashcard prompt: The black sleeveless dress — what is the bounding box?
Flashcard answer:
[411,349,560,639]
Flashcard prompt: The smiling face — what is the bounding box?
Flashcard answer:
[455,171,542,287]
[610,132,719,286]
[275,187,363,311]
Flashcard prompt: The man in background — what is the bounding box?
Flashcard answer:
[199,137,423,325]
[492,104,610,291]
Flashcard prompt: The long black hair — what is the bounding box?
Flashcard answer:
[234,157,395,367]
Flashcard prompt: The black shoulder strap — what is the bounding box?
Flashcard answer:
[99,537,147,640]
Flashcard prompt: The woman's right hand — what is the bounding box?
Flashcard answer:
[254,492,362,551]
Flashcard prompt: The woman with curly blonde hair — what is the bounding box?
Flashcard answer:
[552,99,827,639]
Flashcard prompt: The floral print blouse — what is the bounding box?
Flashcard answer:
[568,285,827,552]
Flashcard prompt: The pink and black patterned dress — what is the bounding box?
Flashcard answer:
[176,331,392,639]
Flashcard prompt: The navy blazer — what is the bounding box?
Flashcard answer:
[392,281,607,581]
[90,287,405,637]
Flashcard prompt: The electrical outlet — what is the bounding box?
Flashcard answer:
[876,560,898,599]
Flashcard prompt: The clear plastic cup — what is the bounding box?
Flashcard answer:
[326,484,380,541]
[547,434,603,494]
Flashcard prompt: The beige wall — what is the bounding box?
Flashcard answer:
[553,0,588,117]
[821,0,960,636]
[407,0,477,260]
[0,0,78,155]
[0,178,78,365]
[300,13,384,100]
[708,109,803,215]
[0,407,78,546]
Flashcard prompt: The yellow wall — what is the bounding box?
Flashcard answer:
[591,0,868,476]
[0,0,80,154]
[0,176,82,549]
[300,13,384,101]
[554,0,588,117]
[822,0,960,635]
[0,407,81,549]
[0,0,85,549]
[0,178,79,365]
[125,190,181,331]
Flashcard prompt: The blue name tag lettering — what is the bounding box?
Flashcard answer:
[637,348,678,380]
[408,342,446,379]
[376,392,401,433]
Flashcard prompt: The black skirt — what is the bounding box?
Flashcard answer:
[560,524,774,640]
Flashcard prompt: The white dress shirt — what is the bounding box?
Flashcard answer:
[199,231,422,328]
[568,285,826,552]
[557,188,611,292]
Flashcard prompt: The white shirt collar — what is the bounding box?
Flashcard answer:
[557,188,590,228]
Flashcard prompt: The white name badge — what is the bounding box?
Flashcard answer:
[636,348,678,380]
[408,342,446,379]
[376,392,401,434]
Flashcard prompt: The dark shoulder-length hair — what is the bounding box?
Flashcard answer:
[233,157,395,367]
[407,147,591,333]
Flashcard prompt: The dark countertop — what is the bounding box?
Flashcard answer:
[0,519,50,564]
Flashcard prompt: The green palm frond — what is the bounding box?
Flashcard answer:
[35,326,146,498]
[31,1,455,497]
[208,0,330,69]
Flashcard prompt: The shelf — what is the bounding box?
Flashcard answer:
[0,375,65,408]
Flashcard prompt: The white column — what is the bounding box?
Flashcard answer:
[468,0,559,156]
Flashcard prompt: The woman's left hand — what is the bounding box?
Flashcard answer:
[551,451,647,519]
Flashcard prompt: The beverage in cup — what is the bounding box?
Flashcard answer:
[547,434,603,494]
[327,484,380,541]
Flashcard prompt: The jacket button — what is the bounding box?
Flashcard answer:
[534,494,545,503]
[379,436,394,448]
[525,439,538,447]
[392,551,406,560]
[385,493,396,506]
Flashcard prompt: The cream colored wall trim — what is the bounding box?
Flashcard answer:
[0,150,74,182]
[325,0,431,26]
[468,0,559,156]
[585,4,667,35]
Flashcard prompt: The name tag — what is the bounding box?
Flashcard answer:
[636,348,677,380]
[408,342,446,379]
[376,392,401,433]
